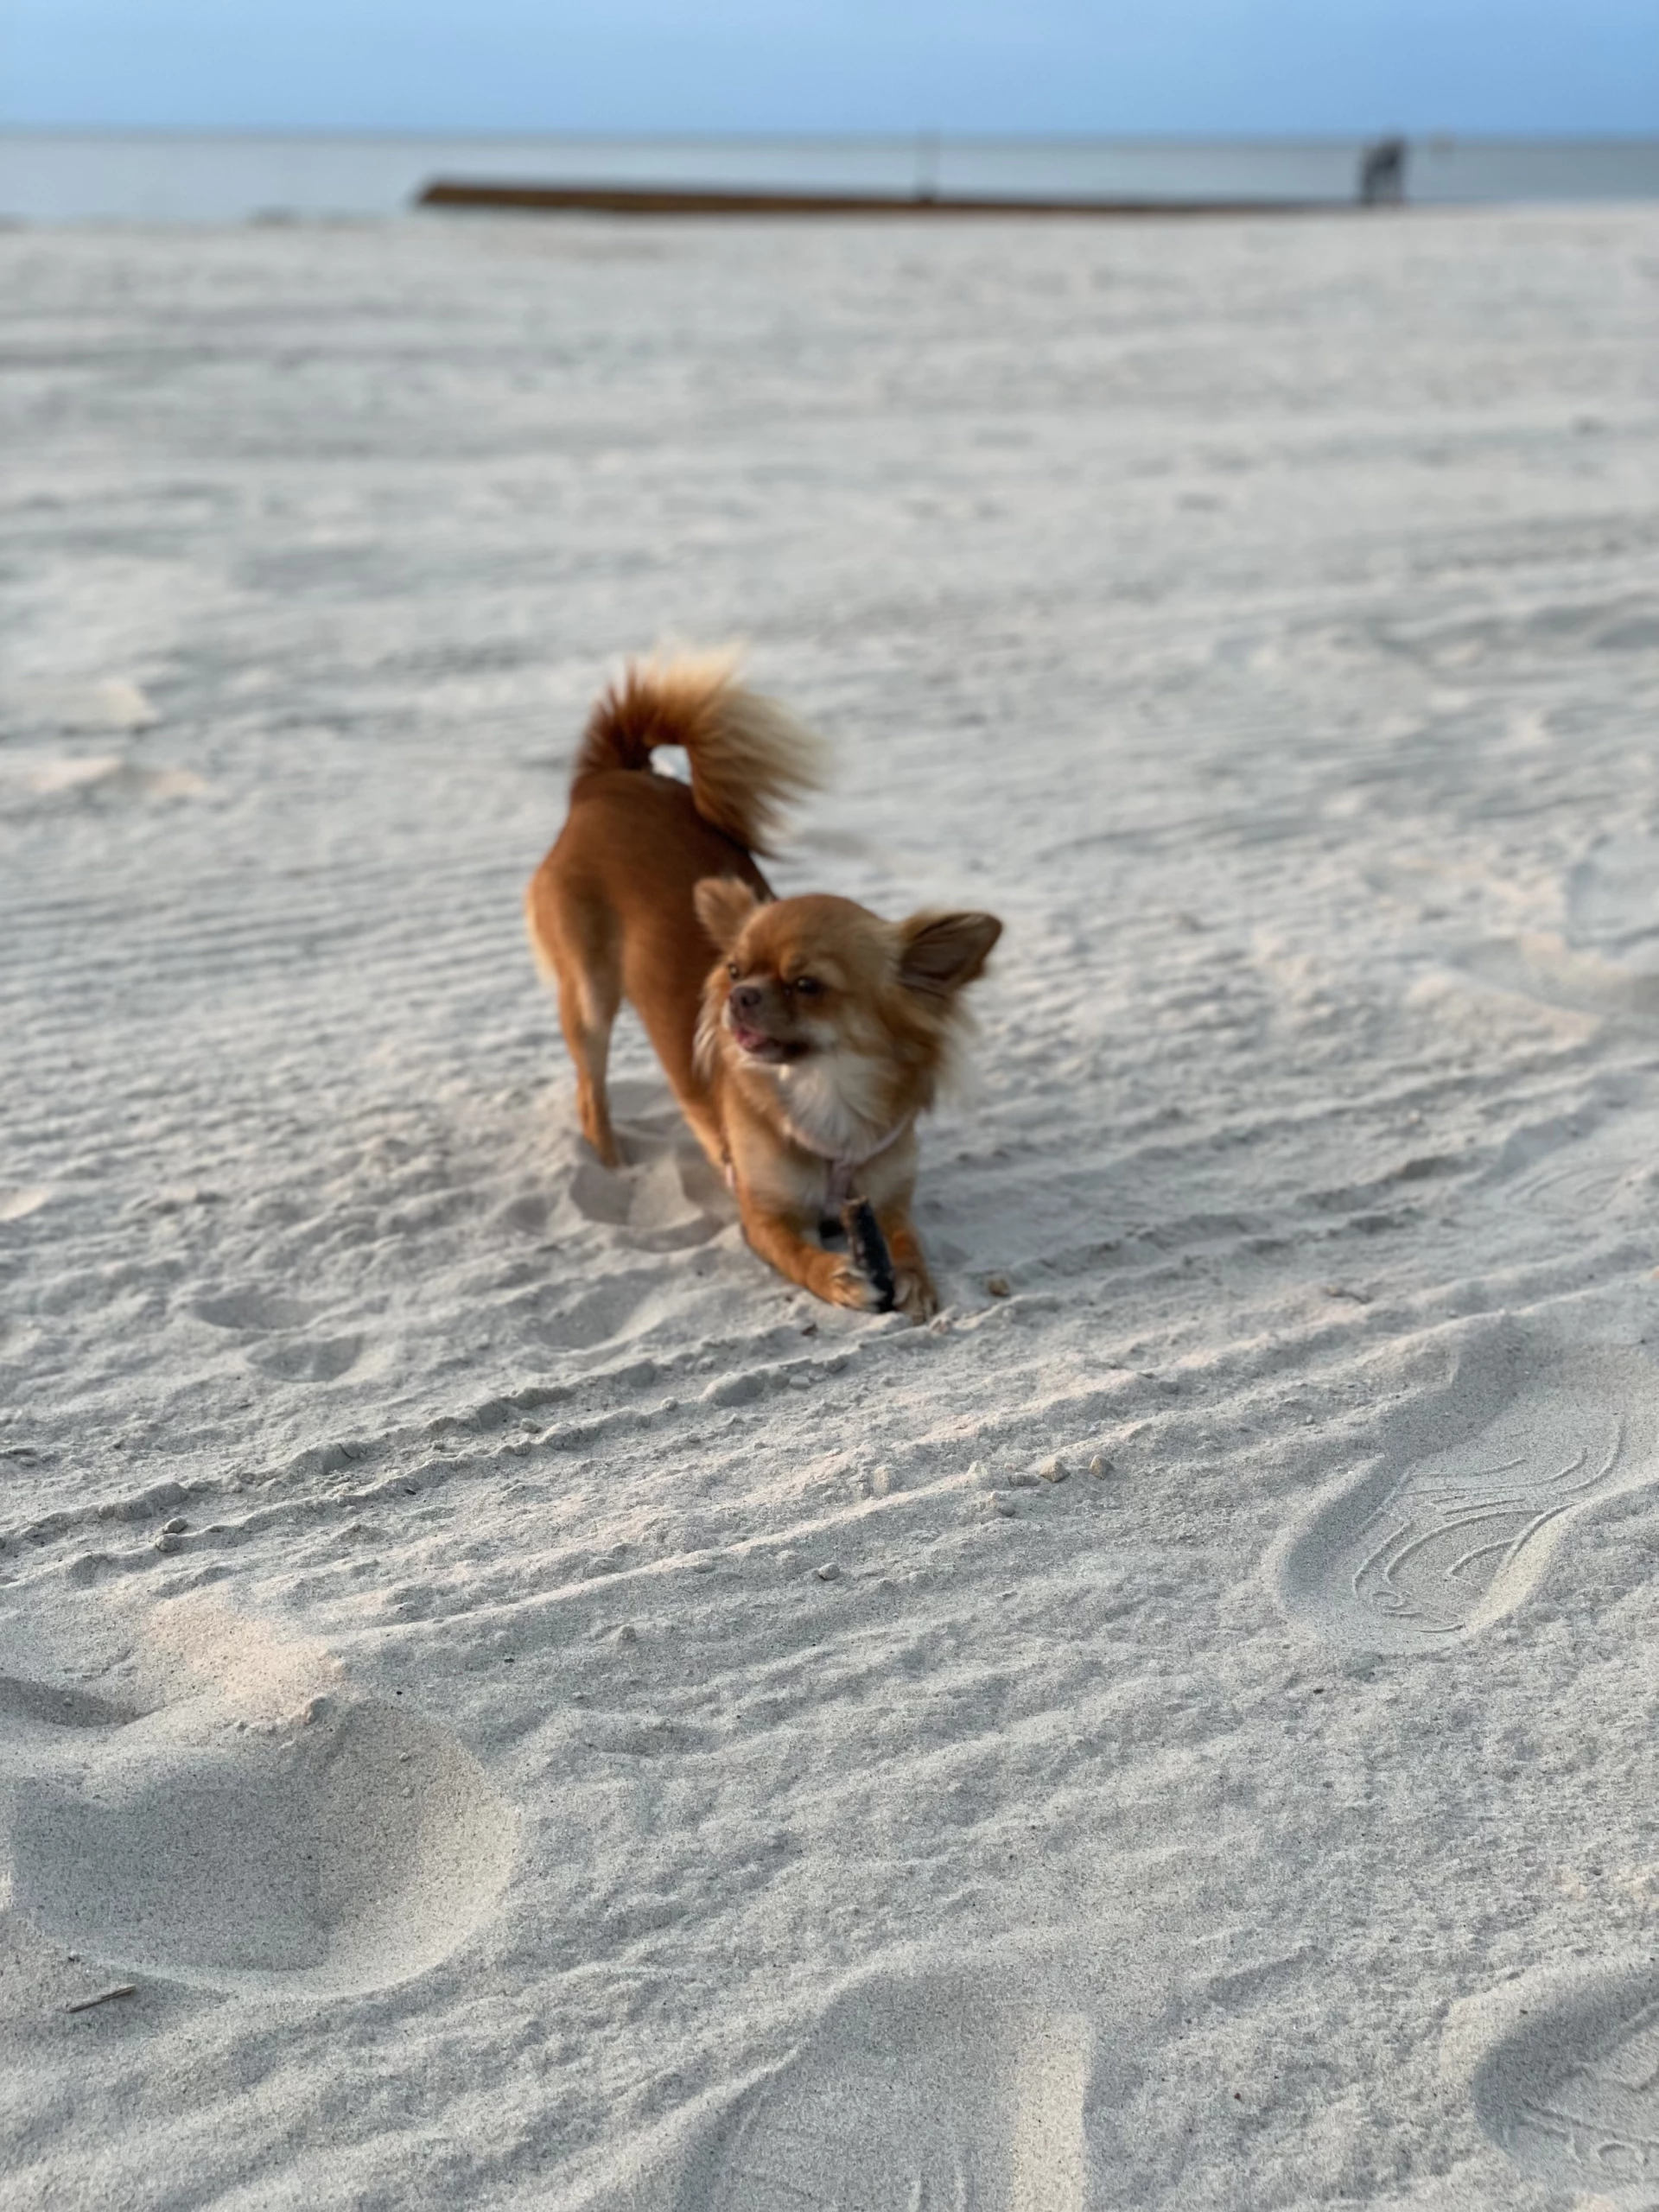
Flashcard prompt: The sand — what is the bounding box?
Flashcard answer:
[1,201,1656,2209]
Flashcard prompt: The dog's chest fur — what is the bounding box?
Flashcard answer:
[772,1049,899,1161]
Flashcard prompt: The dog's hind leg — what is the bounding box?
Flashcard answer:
[561,966,623,1169]
[525,875,625,1169]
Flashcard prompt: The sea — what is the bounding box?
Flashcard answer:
[2,130,1657,223]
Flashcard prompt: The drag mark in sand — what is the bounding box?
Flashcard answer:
[1276,1330,1659,1654]
[1472,1964,1659,2207]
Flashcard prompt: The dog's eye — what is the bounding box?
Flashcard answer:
[793,976,823,997]
[726,961,739,980]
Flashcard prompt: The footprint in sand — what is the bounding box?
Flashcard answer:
[191,1289,362,1381]
[246,1334,364,1382]
[0,1611,517,1999]
[0,754,205,805]
[192,1289,319,1333]
[1472,1962,1659,2207]
[619,1962,1105,2211]
[1276,1327,1659,1656]
[569,1147,729,1254]
[0,677,158,734]
[1492,1113,1657,1227]
[561,1079,730,1254]
[529,1273,664,1355]
[1455,934,1659,1031]
[1568,833,1659,954]
[0,1674,137,1730]
[1451,830,1659,1033]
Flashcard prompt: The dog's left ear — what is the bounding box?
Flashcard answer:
[898,911,1002,996]
[695,875,761,952]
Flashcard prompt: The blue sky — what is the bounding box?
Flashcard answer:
[5,0,1656,135]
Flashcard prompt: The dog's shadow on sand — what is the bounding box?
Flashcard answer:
[567,1082,734,1255]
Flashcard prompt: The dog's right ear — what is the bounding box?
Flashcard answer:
[898,910,1002,996]
[694,876,760,952]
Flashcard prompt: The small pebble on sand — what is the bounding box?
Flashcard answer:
[814,1561,842,1581]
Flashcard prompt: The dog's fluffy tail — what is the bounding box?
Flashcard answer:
[572,648,827,855]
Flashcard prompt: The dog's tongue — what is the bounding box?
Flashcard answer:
[734,1024,787,1063]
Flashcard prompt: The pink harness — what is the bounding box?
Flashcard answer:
[723,1116,908,1209]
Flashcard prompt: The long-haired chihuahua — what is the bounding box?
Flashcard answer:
[525,653,1000,1319]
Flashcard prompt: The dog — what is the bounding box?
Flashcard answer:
[524,652,1001,1319]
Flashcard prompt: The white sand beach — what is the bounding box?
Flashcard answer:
[2,202,1657,2209]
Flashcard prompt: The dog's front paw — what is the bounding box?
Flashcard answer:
[824,1260,889,1313]
[893,1269,938,1324]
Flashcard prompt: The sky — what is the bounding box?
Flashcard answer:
[4,0,1656,136]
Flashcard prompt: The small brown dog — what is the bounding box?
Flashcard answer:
[524,652,1000,1318]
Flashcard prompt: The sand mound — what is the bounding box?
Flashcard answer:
[1,1605,518,1999]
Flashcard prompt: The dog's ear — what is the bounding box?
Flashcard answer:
[897,911,1002,996]
[695,875,760,952]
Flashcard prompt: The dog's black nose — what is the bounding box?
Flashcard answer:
[729,984,762,1014]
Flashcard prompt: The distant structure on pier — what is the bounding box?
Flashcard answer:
[1359,137,1408,204]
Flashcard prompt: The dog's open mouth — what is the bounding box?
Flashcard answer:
[729,1021,806,1065]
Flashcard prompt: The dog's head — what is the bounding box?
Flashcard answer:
[694,880,1001,1131]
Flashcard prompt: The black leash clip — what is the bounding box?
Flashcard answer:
[841,1196,896,1313]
